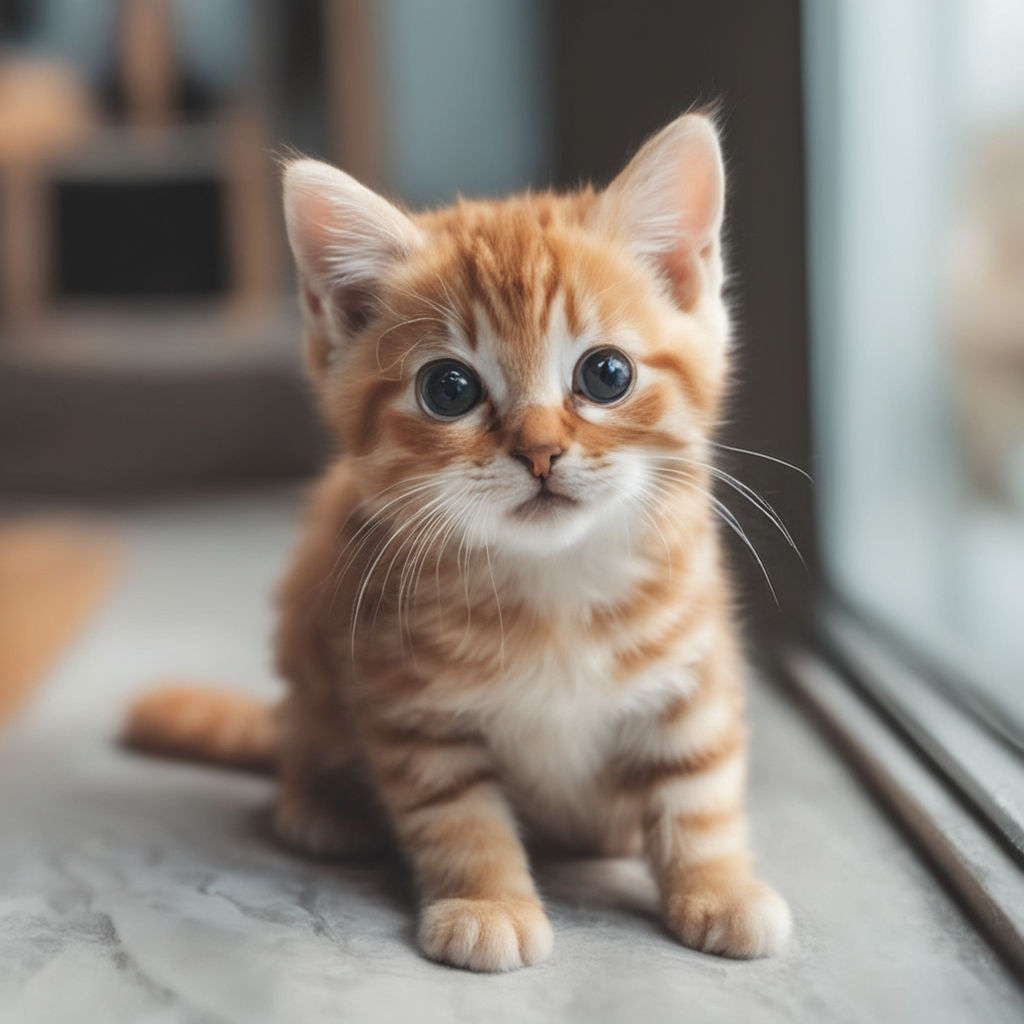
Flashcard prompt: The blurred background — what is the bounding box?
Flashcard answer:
[0,0,1020,738]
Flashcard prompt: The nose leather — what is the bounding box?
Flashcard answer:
[511,406,567,478]
[514,444,563,478]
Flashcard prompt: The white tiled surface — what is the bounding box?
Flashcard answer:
[0,490,1020,1023]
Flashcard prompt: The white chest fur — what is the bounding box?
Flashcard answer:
[469,638,689,849]
[422,517,698,847]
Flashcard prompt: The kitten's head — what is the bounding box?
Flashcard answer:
[283,114,729,556]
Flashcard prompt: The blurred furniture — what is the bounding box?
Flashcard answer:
[323,0,384,189]
[0,0,280,328]
[0,2,325,500]
[0,303,324,497]
[0,58,95,323]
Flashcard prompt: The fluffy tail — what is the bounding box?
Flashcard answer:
[123,683,277,773]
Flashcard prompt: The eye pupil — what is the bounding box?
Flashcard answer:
[436,369,465,401]
[577,348,633,403]
[420,360,482,418]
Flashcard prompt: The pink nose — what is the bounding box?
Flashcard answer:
[513,444,563,478]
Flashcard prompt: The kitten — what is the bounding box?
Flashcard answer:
[126,112,792,971]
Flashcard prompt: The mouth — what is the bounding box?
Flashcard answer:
[511,487,579,522]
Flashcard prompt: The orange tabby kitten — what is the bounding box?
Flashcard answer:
[126,112,792,971]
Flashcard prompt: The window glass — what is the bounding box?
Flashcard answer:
[805,0,1024,722]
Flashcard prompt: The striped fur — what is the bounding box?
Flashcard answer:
[125,113,790,970]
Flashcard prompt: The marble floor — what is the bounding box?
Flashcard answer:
[0,489,1021,1023]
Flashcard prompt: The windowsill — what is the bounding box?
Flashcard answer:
[779,631,1024,978]
[0,490,1021,1021]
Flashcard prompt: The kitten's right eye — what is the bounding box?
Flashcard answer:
[575,347,634,404]
[418,360,483,419]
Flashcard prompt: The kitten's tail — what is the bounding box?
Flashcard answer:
[122,683,277,774]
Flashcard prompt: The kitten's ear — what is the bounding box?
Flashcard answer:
[590,113,725,308]
[282,159,422,372]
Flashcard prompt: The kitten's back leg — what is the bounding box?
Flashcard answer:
[273,783,388,859]
[274,700,390,859]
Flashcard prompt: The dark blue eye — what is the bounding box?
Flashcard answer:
[575,347,634,404]
[419,360,482,419]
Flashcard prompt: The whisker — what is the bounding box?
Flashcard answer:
[658,456,805,567]
[349,497,449,659]
[398,496,459,642]
[656,468,779,603]
[327,481,440,612]
[707,495,779,604]
[457,496,487,639]
[708,468,805,567]
[371,492,452,629]
[634,475,699,553]
[307,472,434,597]
[407,501,462,634]
[711,441,813,483]
[612,481,674,576]
[484,531,505,673]
[433,496,472,601]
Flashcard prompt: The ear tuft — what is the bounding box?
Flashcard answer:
[282,160,422,361]
[590,114,726,308]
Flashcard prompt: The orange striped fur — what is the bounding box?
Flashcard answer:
[126,113,790,970]
[125,684,276,773]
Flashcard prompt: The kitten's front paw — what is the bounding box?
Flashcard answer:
[419,896,553,972]
[666,877,791,959]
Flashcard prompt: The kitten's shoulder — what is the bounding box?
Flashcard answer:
[274,458,360,685]
[305,458,362,535]
[277,459,359,610]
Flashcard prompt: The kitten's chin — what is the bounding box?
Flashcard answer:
[496,498,602,554]
[510,490,579,522]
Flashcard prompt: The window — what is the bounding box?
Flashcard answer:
[802,0,1024,960]
[806,0,1024,741]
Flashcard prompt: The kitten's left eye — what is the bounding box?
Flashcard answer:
[575,347,634,404]
[419,359,482,419]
